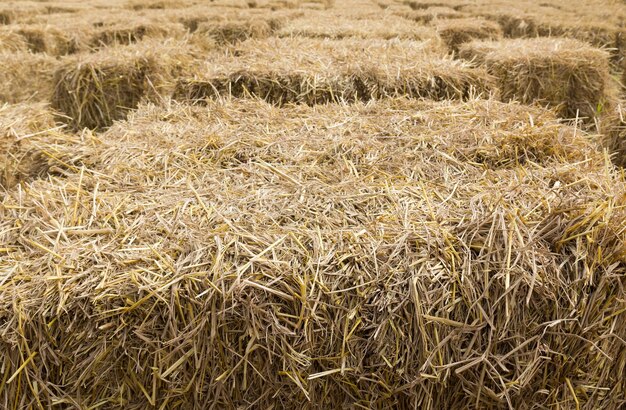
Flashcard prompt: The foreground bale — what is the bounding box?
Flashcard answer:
[174,38,492,105]
[436,18,501,53]
[0,103,90,190]
[0,98,624,408]
[0,51,59,103]
[51,41,192,129]
[460,38,614,120]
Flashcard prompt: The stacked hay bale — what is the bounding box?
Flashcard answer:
[396,6,465,24]
[15,24,85,55]
[0,10,13,25]
[277,13,440,41]
[0,103,91,190]
[405,0,467,10]
[0,29,27,52]
[0,98,624,408]
[193,17,280,45]
[51,40,194,129]
[460,37,614,120]
[0,51,59,103]
[435,18,502,54]
[174,37,492,105]
[89,21,185,49]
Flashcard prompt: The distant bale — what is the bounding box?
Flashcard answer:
[396,6,464,24]
[89,22,184,49]
[174,38,492,105]
[0,51,59,103]
[405,0,466,10]
[0,10,13,25]
[436,18,502,53]
[194,19,275,45]
[278,13,440,42]
[460,38,613,119]
[51,41,192,129]
[127,0,184,10]
[16,24,84,55]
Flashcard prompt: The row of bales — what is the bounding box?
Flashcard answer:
[2,0,626,408]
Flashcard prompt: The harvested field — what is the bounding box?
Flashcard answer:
[174,38,491,104]
[1,0,626,409]
[397,6,465,23]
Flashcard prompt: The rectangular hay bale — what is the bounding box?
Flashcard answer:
[174,37,493,105]
[1,97,625,409]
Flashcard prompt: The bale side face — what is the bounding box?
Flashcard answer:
[51,57,153,129]
[195,19,274,45]
[436,18,502,53]
[51,41,192,129]
[460,38,613,120]
[0,51,59,103]
[174,38,492,105]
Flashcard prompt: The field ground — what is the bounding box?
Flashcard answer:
[1,0,626,408]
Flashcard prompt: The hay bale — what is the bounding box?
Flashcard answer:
[454,5,539,38]
[174,38,492,105]
[396,6,464,24]
[89,22,184,49]
[0,51,59,103]
[0,103,90,190]
[194,19,275,45]
[405,0,466,10]
[0,29,27,52]
[16,24,84,55]
[597,103,626,167]
[459,38,613,120]
[277,13,440,41]
[0,10,13,25]
[1,97,625,408]
[51,41,192,129]
[436,18,502,54]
